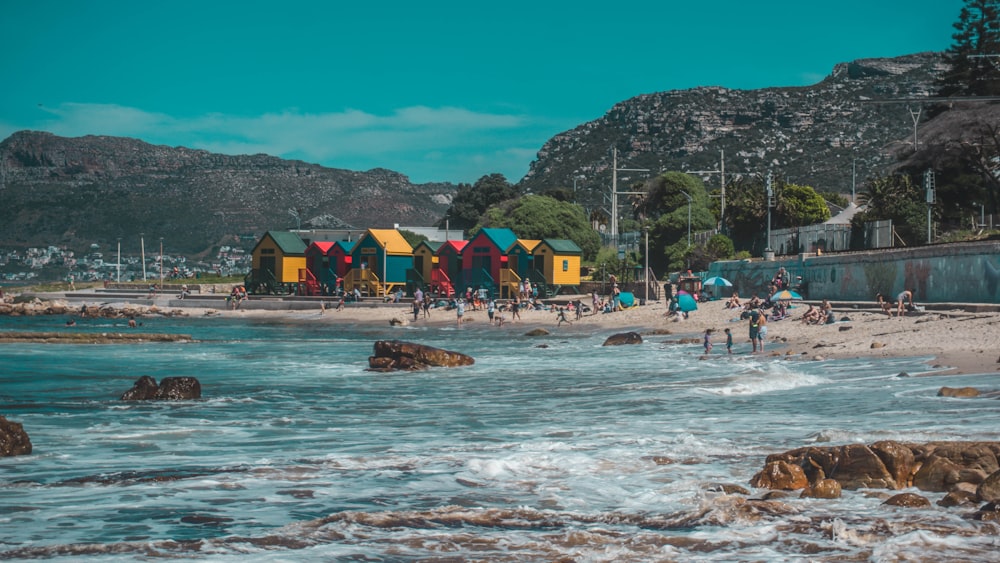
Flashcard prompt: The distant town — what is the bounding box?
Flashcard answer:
[0,244,253,284]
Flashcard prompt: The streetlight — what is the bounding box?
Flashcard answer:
[159,237,164,289]
[140,233,146,281]
[764,173,775,259]
[610,147,650,248]
[679,190,692,247]
[116,237,121,283]
[643,227,649,304]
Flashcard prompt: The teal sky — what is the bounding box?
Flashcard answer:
[1,1,962,184]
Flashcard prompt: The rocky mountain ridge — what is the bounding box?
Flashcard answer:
[520,52,949,209]
[0,132,455,254]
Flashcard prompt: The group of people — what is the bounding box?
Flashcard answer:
[226,286,248,309]
[799,300,836,325]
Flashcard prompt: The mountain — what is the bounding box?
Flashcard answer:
[519,52,948,210]
[0,132,455,255]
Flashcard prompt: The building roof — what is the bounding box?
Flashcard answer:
[824,202,863,225]
[260,231,307,255]
[364,229,414,255]
[509,239,541,253]
[306,241,335,254]
[438,240,468,254]
[413,240,444,253]
[537,239,583,254]
[332,240,356,253]
[475,228,519,251]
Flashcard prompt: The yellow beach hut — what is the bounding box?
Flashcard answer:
[532,239,582,296]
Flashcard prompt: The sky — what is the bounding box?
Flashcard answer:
[0,1,963,185]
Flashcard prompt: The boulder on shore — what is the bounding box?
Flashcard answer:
[0,415,32,456]
[368,340,475,372]
[121,376,201,400]
[602,332,643,346]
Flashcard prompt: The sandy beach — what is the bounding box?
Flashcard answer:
[167,295,1000,377]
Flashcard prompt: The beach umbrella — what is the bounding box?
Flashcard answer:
[676,291,698,312]
[771,289,803,301]
[703,276,732,287]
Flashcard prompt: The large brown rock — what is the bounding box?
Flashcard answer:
[977,470,1000,503]
[0,415,32,456]
[750,460,808,490]
[871,440,916,489]
[937,386,980,398]
[800,478,842,499]
[602,332,643,346]
[368,340,475,371]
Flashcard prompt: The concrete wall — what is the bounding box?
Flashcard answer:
[706,240,1000,303]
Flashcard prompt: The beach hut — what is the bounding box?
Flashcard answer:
[410,240,442,291]
[461,228,518,296]
[302,241,335,295]
[431,240,467,297]
[329,240,355,279]
[247,231,307,294]
[345,229,413,297]
[532,239,582,296]
[500,239,539,299]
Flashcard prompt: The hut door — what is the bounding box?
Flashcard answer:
[261,256,276,276]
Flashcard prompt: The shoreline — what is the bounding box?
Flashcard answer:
[9,291,1000,376]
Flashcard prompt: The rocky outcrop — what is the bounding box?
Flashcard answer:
[602,332,643,346]
[368,340,474,372]
[121,376,201,400]
[0,415,32,456]
[752,441,1000,498]
[0,299,188,320]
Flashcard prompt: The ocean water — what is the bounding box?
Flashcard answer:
[1,313,999,561]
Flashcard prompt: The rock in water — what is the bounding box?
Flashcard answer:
[121,375,159,400]
[369,340,475,371]
[602,332,643,346]
[0,415,32,456]
[155,377,202,400]
[121,375,201,400]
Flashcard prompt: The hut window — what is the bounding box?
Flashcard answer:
[262,248,275,255]
[562,260,569,272]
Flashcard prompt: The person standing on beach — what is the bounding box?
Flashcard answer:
[412,298,421,321]
[725,327,733,354]
[510,297,521,321]
[896,289,915,317]
[456,298,465,325]
[703,328,713,354]
[748,308,762,354]
[487,298,496,325]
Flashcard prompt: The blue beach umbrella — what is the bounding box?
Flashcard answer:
[703,276,732,287]
[676,291,698,312]
[771,289,803,301]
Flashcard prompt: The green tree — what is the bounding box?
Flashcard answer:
[436,173,520,231]
[476,194,601,259]
[937,0,1000,98]
[853,174,929,246]
[398,229,429,248]
[779,183,831,227]
[629,172,716,273]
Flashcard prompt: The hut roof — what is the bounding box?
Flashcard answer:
[538,239,583,254]
[413,240,444,253]
[307,241,335,254]
[365,229,414,255]
[509,239,541,253]
[258,231,307,255]
[477,228,519,251]
[333,240,356,253]
[438,240,468,254]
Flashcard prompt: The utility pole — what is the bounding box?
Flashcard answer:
[688,150,726,230]
[610,147,650,249]
[765,172,774,259]
[925,169,935,244]
[116,237,121,283]
[140,233,146,281]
